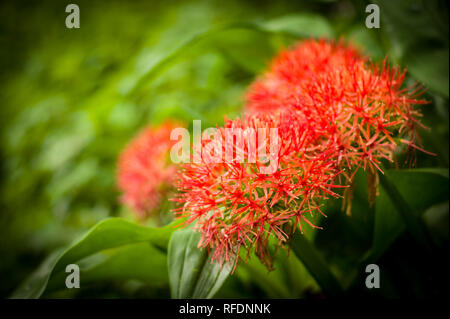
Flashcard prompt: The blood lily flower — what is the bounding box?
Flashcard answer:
[173,113,342,268]
[117,121,180,219]
[173,39,431,270]
[246,39,429,181]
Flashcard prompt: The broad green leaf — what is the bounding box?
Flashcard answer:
[128,15,333,96]
[53,218,176,274]
[347,26,384,61]
[212,29,276,73]
[279,246,320,297]
[11,218,178,298]
[168,228,231,299]
[46,242,168,293]
[378,172,434,251]
[370,168,449,261]
[258,14,334,38]
[289,230,343,296]
[9,250,63,299]
[373,0,447,61]
[236,247,292,298]
[373,0,448,96]
[346,168,449,292]
[406,48,449,97]
[300,174,373,291]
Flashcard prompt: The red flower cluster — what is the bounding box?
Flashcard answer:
[117,121,179,219]
[246,39,427,178]
[174,113,341,268]
[174,39,428,268]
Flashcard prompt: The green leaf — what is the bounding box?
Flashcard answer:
[212,29,276,73]
[373,0,448,97]
[258,14,334,38]
[378,172,433,251]
[9,250,63,299]
[373,0,447,61]
[168,228,231,299]
[236,248,292,298]
[289,230,343,296]
[406,48,449,97]
[370,168,449,261]
[127,15,333,96]
[347,26,384,61]
[46,242,168,293]
[11,218,178,298]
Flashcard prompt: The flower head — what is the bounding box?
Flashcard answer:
[173,39,430,270]
[117,121,179,219]
[173,113,341,268]
[246,39,428,179]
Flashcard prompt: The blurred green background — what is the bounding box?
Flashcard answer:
[0,0,448,298]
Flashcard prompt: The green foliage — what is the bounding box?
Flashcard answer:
[168,228,232,298]
[372,0,448,97]
[290,231,343,296]
[11,218,178,298]
[257,13,334,38]
[1,0,448,298]
[371,169,449,261]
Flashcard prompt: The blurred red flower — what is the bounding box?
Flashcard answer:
[117,121,179,219]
